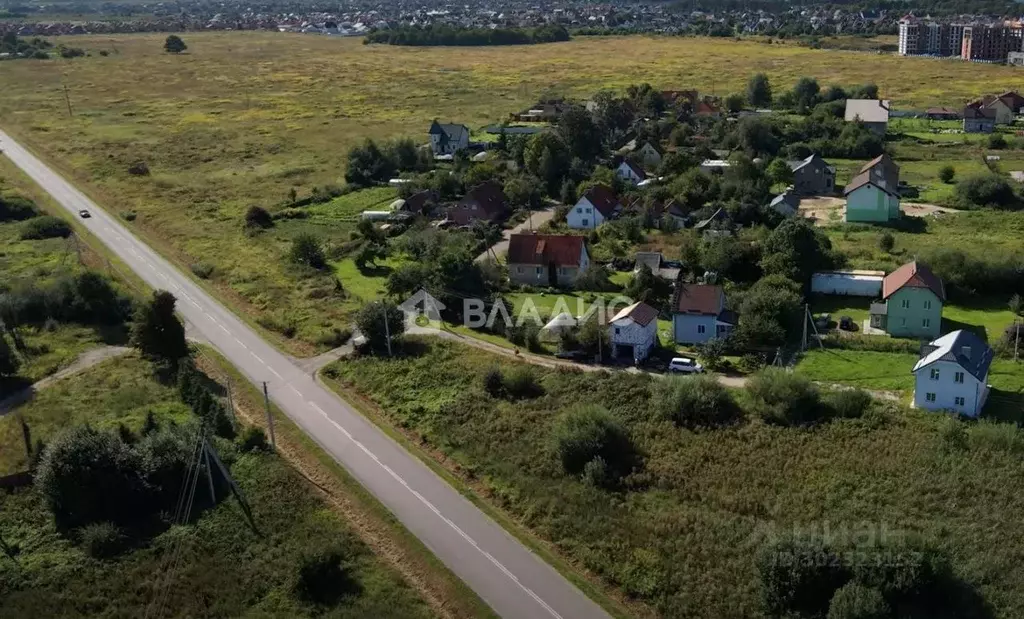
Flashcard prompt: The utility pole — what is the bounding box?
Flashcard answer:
[382,302,393,357]
[19,416,31,463]
[802,304,809,351]
[62,83,73,117]
[202,438,216,504]
[262,382,276,450]
[225,377,236,423]
[1015,318,1020,362]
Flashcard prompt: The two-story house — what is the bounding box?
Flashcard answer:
[637,141,663,169]
[447,181,509,226]
[428,120,470,156]
[869,261,945,339]
[608,301,659,364]
[671,283,736,345]
[844,99,890,136]
[788,154,835,195]
[844,155,901,223]
[912,329,993,417]
[507,233,589,288]
[567,184,621,230]
[615,160,645,185]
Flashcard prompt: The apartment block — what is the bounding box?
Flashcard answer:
[899,16,1022,62]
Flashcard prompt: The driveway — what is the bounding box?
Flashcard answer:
[0,346,131,414]
[476,207,555,263]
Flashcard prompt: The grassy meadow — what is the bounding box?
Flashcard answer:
[2,33,1023,353]
[326,337,1024,618]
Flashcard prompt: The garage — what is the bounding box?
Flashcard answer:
[811,270,885,297]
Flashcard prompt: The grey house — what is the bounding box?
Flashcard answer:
[428,120,470,156]
[788,154,835,195]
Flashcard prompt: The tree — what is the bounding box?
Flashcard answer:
[760,218,835,287]
[345,139,397,188]
[0,332,19,377]
[504,175,541,209]
[938,165,955,184]
[988,133,1008,150]
[725,93,745,114]
[553,404,636,484]
[791,77,821,111]
[557,106,603,162]
[131,290,188,365]
[757,536,849,617]
[354,301,404,354]
[735,275,803,348]
[524,132,570,196]
[747,73,772,108]
[827,583,889,619]
[290,233,327,270]
[747,367,823,426]
[624,264,672,310]
[954,173,1018,209]
[294,548,361,605]
[164,35,187,54]
[1009,293,1022,316]
[20,216,71,240]
[878,231,894,253]
[653,374,739,429]
[385,138,420,172]
[767,158,794,186]
[244,205,273,230]
[575,264,616,292]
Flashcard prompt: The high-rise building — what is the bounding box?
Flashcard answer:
[898,17,921,55]
[900,16,1020,62]
[962,22,1023,62]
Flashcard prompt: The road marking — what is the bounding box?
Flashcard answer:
[306,398,562,619]
[251,352,264,364]
[218,323,230,334]
[268,367,282,379]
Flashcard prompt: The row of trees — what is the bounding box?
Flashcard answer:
[364,24,570,46]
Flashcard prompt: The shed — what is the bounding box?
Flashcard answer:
[811,270,885,297]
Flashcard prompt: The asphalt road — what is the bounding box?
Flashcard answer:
[0,130,611,619]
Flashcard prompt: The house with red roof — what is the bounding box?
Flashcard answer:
[567,184,621,230]
[507,233,590,288]
[869,261,945,339]
[671,283,735,344]
[448,181,510,226]
[608,301,659,364]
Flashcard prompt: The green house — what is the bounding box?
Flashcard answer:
[869,261,945,339]
[844,154,901,223]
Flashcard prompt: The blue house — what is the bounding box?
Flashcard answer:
[912,330,993,418]
[671,283,735,345]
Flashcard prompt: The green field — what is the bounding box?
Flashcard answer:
[326,337,1024,618]
[2,32,1023,353]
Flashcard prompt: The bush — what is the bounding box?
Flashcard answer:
[244,205,273,229]
[121,210,137,221]
[79,522,126,559]
[747,368,824,426]
[824,388,873,419]
[877,231,894,253]
[987,133,1007,150]
[0,195,39,221]
[757,537,849,617]
[127,161,150,176]
[553,404,636,484]
[483,367,504,397]
[502,365,544,399]
[954,173,1018,209]
[827,582,889,619]
[20,215,72,240]
[848,542,949,608]
[697,337,727,371]
[938,165,955,184]
[653,374,740,429]
[294,548,361,605]
[969,420,1024,454]
[290,233,327,269]
[190,262,214,279]
[238,426,270,452]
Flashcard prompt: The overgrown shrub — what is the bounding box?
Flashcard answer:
[20,215,71,240]
[244,205,274,229]
[827,582,889,619]
[79,522,126,559]
[0,194,39,221]
[824,388,873,419]
[653,374,740,429]
[969,420,1024,454]
[954,173,1018,209]
[820,333,919,354]
[190,262,214,279]
[294,548,361,606]
[848,542,949,609]
[178,362,235,439]
[757,536,849,617]
[747,368,823,426]
[502,365,544,399]
[553,404,637,485]
[483,367,504,397]
[127,161,150,176]
[238,426,270,452]
[290,233,327,270]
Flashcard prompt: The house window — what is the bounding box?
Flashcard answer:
[955,396,965,406]
[901,318,906,326]
[582,219,589,226]
[697,325,706,335]
[924,300,932,309]
[614,327,620,335]
[901,299,910,309]
[585,207,592,214]
[955,371,965,384]
[576,207,582,213]
[922,319,930,328]
[926,392,936,403]
[516,266,523,274]
[930,368,940,380]
[535,267,542,275]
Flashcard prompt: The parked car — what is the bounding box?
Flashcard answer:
[78,209,91,218]
[668,357,704,374]
[839,316,854,331]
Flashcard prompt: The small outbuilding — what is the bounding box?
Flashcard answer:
[811,270,885,297]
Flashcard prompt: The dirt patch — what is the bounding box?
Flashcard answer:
[797,196,959,226]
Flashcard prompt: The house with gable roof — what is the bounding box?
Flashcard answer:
[428,120,470,156]
[567,184,621,229]
[844,99,890,136]
[615,159,646,185]
[608,301,660,364]
[845,154,901,223]
[507,234,589,288]
[671,283,736,344]
[869,261,945,339]
[912,329,993,417]
[788,154,835,195]
[448,181,509,226]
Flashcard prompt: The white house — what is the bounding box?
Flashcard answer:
[428,120,470,156]
[608,302,659,364]
[844,99,890,136]
[567,184,621,230]
[615,160,645,185]
[637,141,663,168]
[672,284,735,345]
[912,330,993,418]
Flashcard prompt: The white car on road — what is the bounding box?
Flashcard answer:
[668,357,704,374]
